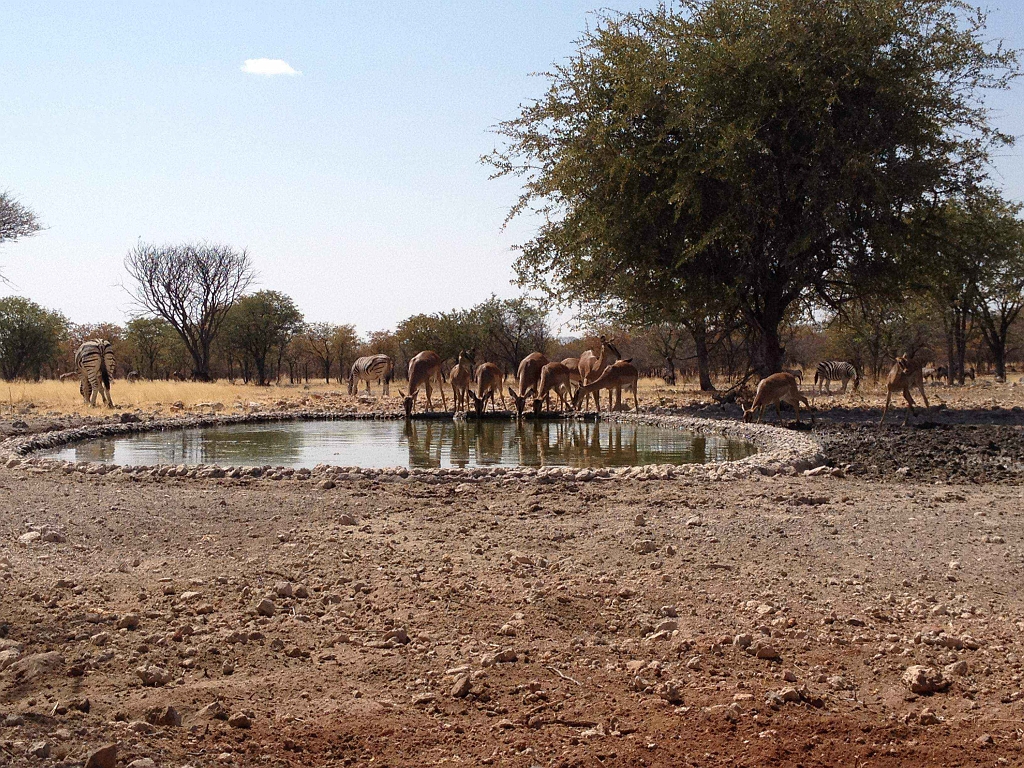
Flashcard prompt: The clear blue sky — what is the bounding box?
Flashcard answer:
[2,1,1023,335]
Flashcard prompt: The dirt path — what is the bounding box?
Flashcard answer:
[3,461,1024,766]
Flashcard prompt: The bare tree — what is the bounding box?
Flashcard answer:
[1,191,42,277]
[125,242,254,381]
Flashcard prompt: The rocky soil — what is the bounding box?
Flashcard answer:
[2,459,1024,767]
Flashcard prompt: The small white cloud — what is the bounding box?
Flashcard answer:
[241,58,300,76]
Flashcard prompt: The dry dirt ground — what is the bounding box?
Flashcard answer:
[2,379,1024,767]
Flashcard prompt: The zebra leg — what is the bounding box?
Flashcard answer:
[840,378,848,394]
[79,375,92,405]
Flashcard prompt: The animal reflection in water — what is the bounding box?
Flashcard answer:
[401,419,661,469]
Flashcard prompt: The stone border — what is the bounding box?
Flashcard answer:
[0,410,824,483]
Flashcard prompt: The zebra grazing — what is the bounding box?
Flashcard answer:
[126,371,140,382]
[348,354,394,396]
[75,339,116,407]
[814,360,859,394]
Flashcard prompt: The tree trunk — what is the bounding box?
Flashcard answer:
[692,332,714,391]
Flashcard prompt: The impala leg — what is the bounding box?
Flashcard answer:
[632,384,639,413]
[919,382,930,409]
[425,382,433,412]
[880,390,892,424]
[500,389,507,411]
[902,387,916,425]
[439,376,448,411]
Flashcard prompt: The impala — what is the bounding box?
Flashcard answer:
[743,372,809,424]
[509,352,549,417]
[578,335,620,410]
[532,361,574,415]
[449,350,475,412]
[469,362,506,415]
[880,355,929,425]
[570,360,639,414]
[399,350,447,418]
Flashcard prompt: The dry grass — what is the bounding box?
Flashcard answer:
[0,379,357,417]
[2,372,1021,418]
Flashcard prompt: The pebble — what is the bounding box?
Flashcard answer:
[338,514,358,526]
[481,649,517,667]
[273,581,293,598]
[127,760,157,768]
[134,664,172,687]
[944,660,968,678]
[117,613,140,630]
[145,705,181,727]
[84,743,118,768]
[28,741,51,758]
[451,674,472,698]
[918,707,942,725]
[902,665,948,694]
[228,710,253,729]
[256,598,275,617]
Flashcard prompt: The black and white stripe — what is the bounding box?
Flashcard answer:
[814,360,858,394]
[75,339,116,407]
[348,354,394,395]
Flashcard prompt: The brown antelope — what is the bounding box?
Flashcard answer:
[532,361,574,415]
[469,362,506,415]
[880,355,929,425]
[561,357,582,387]
[571,360,639,414]
[509,352,549,417]
[743,372,809,424]
[449,350,475,412]
[399,350,447,418]
[578,335,620,410]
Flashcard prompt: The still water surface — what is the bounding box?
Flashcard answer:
[39,419,757,470]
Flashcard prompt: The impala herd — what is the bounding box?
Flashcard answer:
[397,335,641,419]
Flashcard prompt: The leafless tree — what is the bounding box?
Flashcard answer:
[125,242,254,381]
[0,191,42,278]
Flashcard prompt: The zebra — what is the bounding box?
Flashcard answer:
[59,372,78,382]
[126,371,141,382]
[348,354,394,396]
[814,360,859,394]
[75,339,115,407]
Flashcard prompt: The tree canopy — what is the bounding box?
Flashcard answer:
[125,241,255,381]
[488,0,1019,374]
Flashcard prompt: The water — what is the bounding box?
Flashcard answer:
[38,419,757,470]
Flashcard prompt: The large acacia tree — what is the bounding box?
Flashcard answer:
[488,0,1018,374]
[125,242,254,381]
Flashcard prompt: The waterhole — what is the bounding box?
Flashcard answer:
[38,418,757,470]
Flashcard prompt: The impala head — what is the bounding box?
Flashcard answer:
[469,390,487,416]
[603,337,621,358]
[895,355,911,374]
[399,389,413,418]
[508,386,528,418]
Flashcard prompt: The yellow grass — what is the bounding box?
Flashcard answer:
[3,371,1021,418]
[0,379,359,417]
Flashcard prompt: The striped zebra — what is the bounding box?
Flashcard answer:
[75,339,116,407]
[814,360,859,394]
[348,354,394,396]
